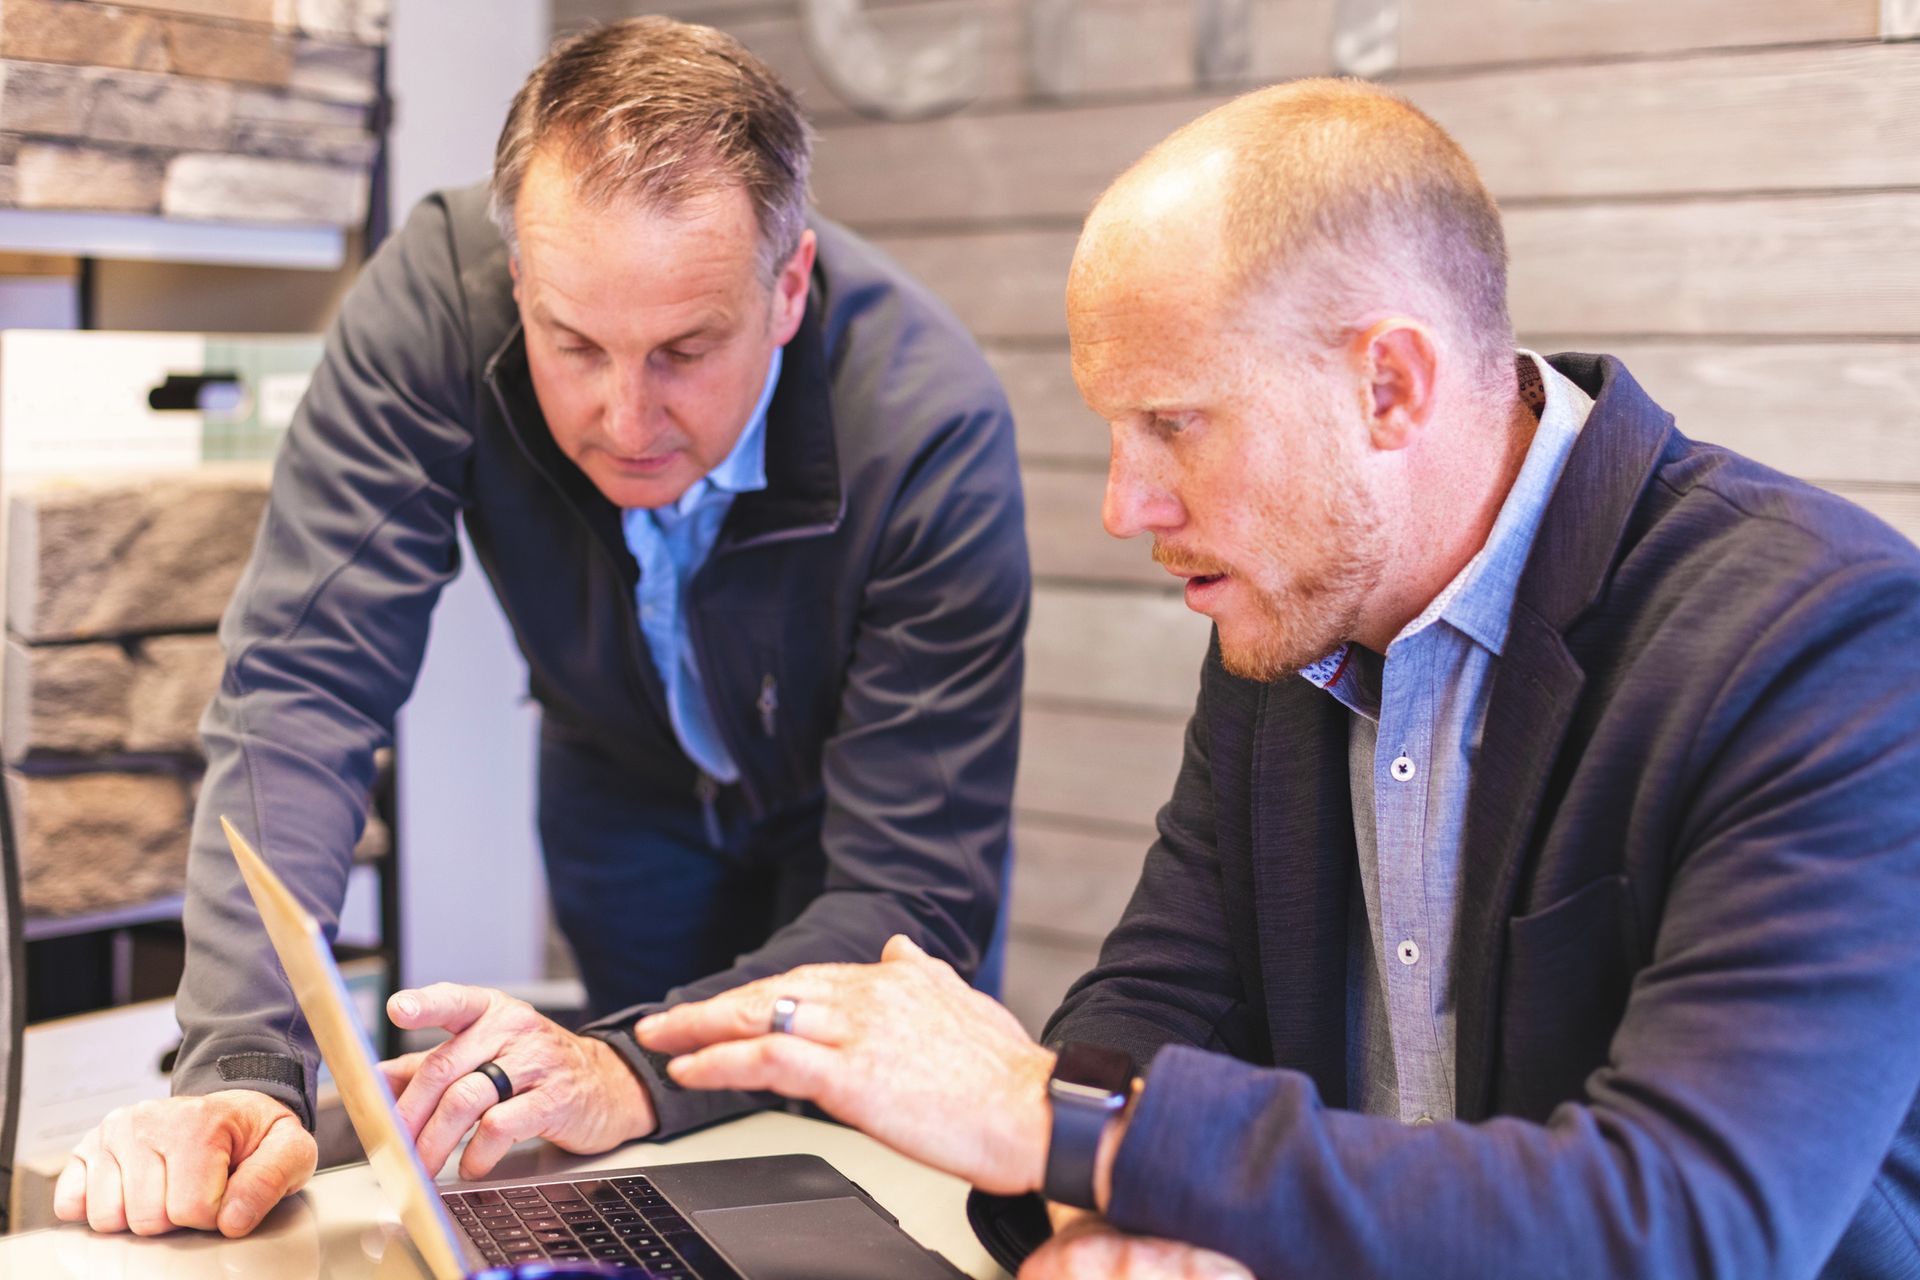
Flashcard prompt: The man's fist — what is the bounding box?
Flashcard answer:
[54,1090,317,1237]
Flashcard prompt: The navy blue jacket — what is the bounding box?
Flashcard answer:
[1046,356,1920,1278]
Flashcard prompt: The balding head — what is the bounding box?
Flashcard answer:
[1072,78,1512,388]
[1071,80,1540,672]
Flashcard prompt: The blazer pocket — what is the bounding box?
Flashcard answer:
[1497,873,1637,1122]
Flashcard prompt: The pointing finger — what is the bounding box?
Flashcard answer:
[388,983,494,1035]
[665,1034,841,1103]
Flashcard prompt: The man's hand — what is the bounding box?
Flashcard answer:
[635,934,1056,1194]
[53,1090,316,1237]
[1020,1214,1254,1279]
[381,983,657,1179]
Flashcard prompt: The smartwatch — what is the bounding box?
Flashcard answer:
[1043,1041,1134,1209]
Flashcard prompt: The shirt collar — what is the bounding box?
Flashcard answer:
[1299,349,1593,686]
[664,344,783,517]
[1425,349,1592,655]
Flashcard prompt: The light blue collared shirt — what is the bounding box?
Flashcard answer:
[621,346,782,784]
[1300,351,1594,1124]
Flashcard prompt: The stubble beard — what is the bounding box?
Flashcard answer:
[1213,450,1386,683]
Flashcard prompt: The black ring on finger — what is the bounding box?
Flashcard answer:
[473,1060,514,1105]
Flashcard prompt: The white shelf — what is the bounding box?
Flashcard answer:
[0,209,348,270]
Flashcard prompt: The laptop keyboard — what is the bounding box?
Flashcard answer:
[445,1175,741,1277]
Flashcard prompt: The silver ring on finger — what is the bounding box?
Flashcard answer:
[769,996,800,1036]
[472,1060,514,1105]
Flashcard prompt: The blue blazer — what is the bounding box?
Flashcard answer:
[1046,355,1920,1278]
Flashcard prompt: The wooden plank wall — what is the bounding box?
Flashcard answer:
[556,0,1920,1031]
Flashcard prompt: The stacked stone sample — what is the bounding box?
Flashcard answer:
[5,467,392,917]
[0,0,386,225]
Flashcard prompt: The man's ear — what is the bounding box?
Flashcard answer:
[1356,319,1439,452]
[508,253,522,304]
[769,229,817,345]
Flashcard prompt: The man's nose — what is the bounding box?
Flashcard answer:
[605,361,657,447]
[1102,434,1182,540]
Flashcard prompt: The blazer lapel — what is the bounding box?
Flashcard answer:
[1452,607,1583,1119]
[1249,678,1355,1107]
[1452,352,1675,1118]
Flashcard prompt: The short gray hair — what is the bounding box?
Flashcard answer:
[489,17,813,281]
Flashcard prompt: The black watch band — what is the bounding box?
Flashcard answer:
[1043,1042,1133,1210]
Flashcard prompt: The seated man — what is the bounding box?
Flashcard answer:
[56,18,1026,1239]
[634,80,1920,1278]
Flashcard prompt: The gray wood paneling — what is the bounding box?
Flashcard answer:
[563,0,1879,116]
[817,45,1920,228]
[1504,194,1920,338]
[879,193,1920,342]
[1825,483,1920,546]
[1028,584,1209,713]
[1015,702,1187,828]
[1409,44,1920,201]
[1010,817,1151,937]
[873,228,1075,340]
[1398,0,1877,68]
[1003,929,1100,1034]
[988,345,1108,465]
[1024,465,1163,587]
[728,0,1031,118]
[813,95,1206,225]
[1576,342,1920,486]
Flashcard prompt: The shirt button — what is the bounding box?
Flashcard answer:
[1391,755,1417,782]
[1413,1114,1434,1127]
[1397,939,1420,966]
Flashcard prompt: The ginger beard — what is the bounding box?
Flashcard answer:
[1155,406,1387,682]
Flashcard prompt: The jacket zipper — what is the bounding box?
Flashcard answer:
[485,378,671,739]
[694,772,723,849]
[758,674,779,738]
[682,518,839,818]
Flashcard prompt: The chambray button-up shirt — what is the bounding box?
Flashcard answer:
[1298,351,1594,1124]
[621,346,782,785]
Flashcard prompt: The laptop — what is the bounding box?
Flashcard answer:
[219,815,969,1279]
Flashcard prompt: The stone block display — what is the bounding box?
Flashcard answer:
[7,466,270,643]
[3,466,393,917]
[0,0,386,226]
[2,639,134,758]
[125,632,225,754]
[6,769,191,915]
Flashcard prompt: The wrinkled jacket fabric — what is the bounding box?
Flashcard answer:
[1047,356,1920,1279]
[172,184,1029,1137]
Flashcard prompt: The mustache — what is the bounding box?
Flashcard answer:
[1151,541,1232,578]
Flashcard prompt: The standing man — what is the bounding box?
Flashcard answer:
[57,17,1027,1238]
[636,79,1920,1278]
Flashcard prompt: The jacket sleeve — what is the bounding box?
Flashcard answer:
[1041,640,1267,1067]
[1098,555,1920,1279]
[171,195,477,1127]
[584,387,1031,1138]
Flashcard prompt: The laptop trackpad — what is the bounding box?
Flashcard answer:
[693,1196,957,1279]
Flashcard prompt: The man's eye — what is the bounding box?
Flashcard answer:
[1152,414,1188,434]
[557,343,600,361]
[664,347,705,364]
